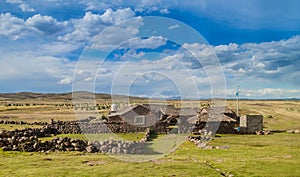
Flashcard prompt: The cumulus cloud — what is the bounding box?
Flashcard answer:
[221,36,300,84]
[82,0,166,14]
[58,8,136,44]
[26,14,68,35]
[89,16,144,51]
[120,36,167,49]
[0,13,70,40]
[0,13,33,40]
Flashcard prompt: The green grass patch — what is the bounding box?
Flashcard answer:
[1,133,299,176]
[39,133,145,142]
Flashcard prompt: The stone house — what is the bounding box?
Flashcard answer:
[108,104,161,127]
[189,107,238,134]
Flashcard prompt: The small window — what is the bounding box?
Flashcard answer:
[134,116,145,125]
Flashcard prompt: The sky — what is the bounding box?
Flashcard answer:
[0,0,300,99]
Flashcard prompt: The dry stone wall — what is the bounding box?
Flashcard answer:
[47,120,168,134]
[0,126,152,154]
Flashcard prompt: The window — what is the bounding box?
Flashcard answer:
[134,116,145,125]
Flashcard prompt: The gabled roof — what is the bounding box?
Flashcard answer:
[200,106,237,115]
[109,104,152,117]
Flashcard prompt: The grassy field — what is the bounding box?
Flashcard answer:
[39,133,146,142]
[0,94,299,176]
[227,100,300,130]
[1,97,299,131]
[0,133,299,176]
[0,124,42,131]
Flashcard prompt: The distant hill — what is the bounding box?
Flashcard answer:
[0,92,147,101]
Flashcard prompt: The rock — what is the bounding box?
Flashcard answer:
[215,146,229,149]
[111,147,118,154]
[71,143,79,148]
[74,147,81,151]
[12,145,19,151]
[203,145,213,149]
[86,146,94,153]
[2,146,11,151]
[33,142,39,149]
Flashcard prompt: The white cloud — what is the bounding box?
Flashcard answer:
[89,16,144,51]
[58,77,72,84]
[121,36,167,49]
[26,14,68,35]
[19,3,35,12]
[0,51,76,87]
[0,13,69,40]
[98,68,111,75]
[168,24,180,30]
[160,8,170,14]
[0,13,33,40]
[6,0,22,3]
[40,42,79,56]
[6,0,35,12]
[223,36,300,84]
[58,8,136,44]
[214,43,238,52]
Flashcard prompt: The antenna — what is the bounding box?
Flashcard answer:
[236,86,240,116]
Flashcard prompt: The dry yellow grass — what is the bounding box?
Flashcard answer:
[0,96,299,130]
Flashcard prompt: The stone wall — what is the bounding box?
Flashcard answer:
[0,126,152,154]
[192,121,236,134]
[47,120,168,134]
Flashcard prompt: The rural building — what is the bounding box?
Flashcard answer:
[108,104,240,134]
[108,104,161,127]
[189,107,238,134]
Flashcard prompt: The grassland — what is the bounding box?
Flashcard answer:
[0,93,299,176]
[0,133,299,176]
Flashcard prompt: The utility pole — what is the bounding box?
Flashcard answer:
[236,86,240,116]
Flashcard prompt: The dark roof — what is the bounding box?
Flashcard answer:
[187,106,237,123]
[109,104,152,117]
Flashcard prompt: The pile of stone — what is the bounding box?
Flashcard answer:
[0,125,150,154]
[0,120,48,126]
[140,128,151,143]
[188,130,213,148]
[85,140,145,154]
[0,127,59,152]
[255,130,272,135]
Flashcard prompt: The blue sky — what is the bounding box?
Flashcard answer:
[0,0,300,99]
